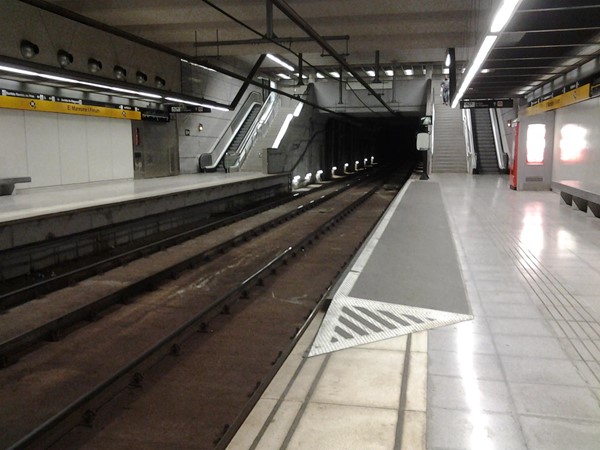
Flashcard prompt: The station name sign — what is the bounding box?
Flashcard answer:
[460,98,513,109]
[0,89,142,120]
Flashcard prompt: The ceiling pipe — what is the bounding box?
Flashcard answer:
[373,50,381,84]
[269,0,396,115]
[266,0,274,38]
[193,35,350,48]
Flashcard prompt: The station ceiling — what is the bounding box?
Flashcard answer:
[17,0,600,101]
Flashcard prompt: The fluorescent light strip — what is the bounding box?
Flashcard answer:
[293,102,303,117]
[445,52,451,67]
[491,0,520,33]
[0,65,38,76]
[329,71,340,78]
[272,113,293,148]
[365,70,376,77]
[0,64,166,100]
[200,103,229,112]
[181,59,216,72]
[316,72,325,79]
[267,54,294,71]
[452,35,498,108]
[385,69,394,76]
[278,73,292,80]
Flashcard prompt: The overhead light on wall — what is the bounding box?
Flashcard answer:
[445,52,452,67]
[277,73,292,80]
[365,69,376,77]
[113,65,127,81]
[57,49,73,68]
[329,71,340,78]
[136,71,148,84]
[87,58,102,73]
[316,72,325,79]
[155,76,165,88]
[20,40,39,59]
[385,69,394,76]
[442,68,449,74]
[403,67,414,76]
[266,54,294,71]
[422,66,427,75]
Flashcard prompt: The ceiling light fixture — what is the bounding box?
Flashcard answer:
[365,69,376,77]
[403,68,414,76]
[385,69,394,76]
[113,65,127,81]
[316,72,325,79]
[57,49,73,68]
[87,58,102,73]
[20,40,39,59]
[329,71,340,78]
[155,76,165,88]
[277,73,292,80]
[445,52,452,67]
[266,54,294,71]
[136,71,148,84]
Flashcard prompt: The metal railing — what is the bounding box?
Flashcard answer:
[462,109,477,173]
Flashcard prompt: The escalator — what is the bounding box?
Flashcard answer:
[471,108,500,173]
[224,104,262,160]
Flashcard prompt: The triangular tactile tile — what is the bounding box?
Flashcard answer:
[308,294,473,357]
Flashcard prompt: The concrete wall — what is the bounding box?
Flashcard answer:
[0,0,180,92]
[313,78,428,114]
[0,107,133,189]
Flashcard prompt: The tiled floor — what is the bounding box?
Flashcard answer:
[224,173,600,449]
[429,173,600,450]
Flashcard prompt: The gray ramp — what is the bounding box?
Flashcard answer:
[309,180,472,356]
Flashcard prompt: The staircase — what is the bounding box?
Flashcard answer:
[471,109,499,173]
[431,101,467,173]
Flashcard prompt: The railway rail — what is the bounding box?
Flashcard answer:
[0,166,412,449]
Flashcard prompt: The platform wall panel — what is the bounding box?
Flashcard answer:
[59,115,90,185]
[24,112,62,188]
[0,108,28,178]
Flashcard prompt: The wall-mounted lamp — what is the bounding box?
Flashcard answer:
[155,76,165,88]
[316,170,323,182]
[331,166,337,177]
[20,40,39,59]
[57,49,73,67]
[136,71,148,84]
[113,65,127,81]
[87,58,102,73]
[198,123,203,132]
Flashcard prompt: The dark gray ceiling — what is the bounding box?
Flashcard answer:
[16,0,600,101]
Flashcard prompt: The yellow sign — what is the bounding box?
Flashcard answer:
[527,84,590,116]
[0,96,141,120]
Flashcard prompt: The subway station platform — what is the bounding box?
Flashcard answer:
[0,172,290,250]
[228,173,600,450]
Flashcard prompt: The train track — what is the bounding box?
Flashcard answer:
[0,166,412,449]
